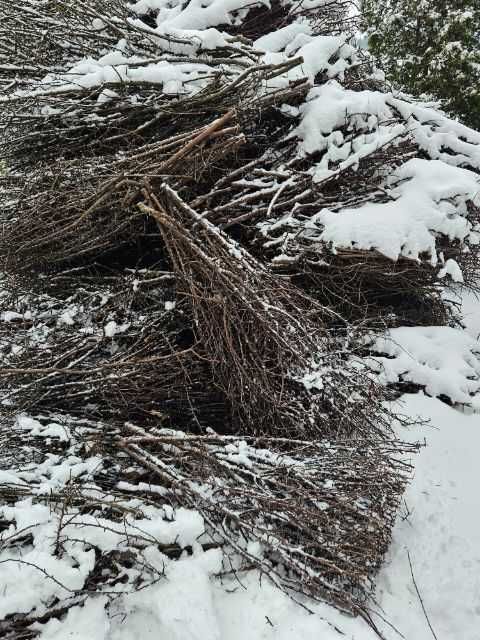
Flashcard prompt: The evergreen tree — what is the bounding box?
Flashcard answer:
[363,0,480,130]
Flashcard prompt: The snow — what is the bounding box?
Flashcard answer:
[132,0,267,32]
[293,36,354,83]
[39,59,215,97]
[374,393,480,640]
[438,258,464,283]
[16,415,71,441]
[0,311,24,322]
[290,81,480,182]
[370,325,480,410]
[104,320,118,337]
[0,552,88,617]
[294,81,394,156]
[459,289,480,339]
[260,35,356,91]
[58,308,77,326]
[390,95,480,170]
[254,21,313,53]
[33,597,110,640]
[109,549,223,640]
[312,159,479,265]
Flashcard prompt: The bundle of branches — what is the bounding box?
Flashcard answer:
[140,183,393,439]
[0,275,232,431]
[274,198,480,326]
[0,412,418,638]
[189,137,432,322]
[195,137,416,227]
[119,424,418,619]
[0,102,307,275]
[0,0,262,93]
[288,250,451,328]
[0,0,159,85]
[1,42,304,167]
[193,126,480,324]
[0,159,152,273]
[5,0,474,327]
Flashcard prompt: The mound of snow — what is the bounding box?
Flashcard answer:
[309,158,480,265]
[371,325,480,409]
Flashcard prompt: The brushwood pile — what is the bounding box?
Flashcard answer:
[0,1,479,638]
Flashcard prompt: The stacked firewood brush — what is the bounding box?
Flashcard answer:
[0,1,478,637]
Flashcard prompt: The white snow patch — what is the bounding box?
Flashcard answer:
[438,258,464,283]
[34,597,109,639]
[371,325,480,409]
[375,394,480,640]
[109,549,223,640]
[317,158,479,264]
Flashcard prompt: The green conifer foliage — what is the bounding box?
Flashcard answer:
[363,0,480,129]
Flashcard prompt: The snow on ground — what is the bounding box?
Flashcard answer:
[460,289,480,339]
[374,393,480,640]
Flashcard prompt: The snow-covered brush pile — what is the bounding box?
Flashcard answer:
[1,0,480,637]
[0,413,416,639]
[2,2,480,323]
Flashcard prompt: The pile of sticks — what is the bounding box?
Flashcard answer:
[0,0,477,635]
[0,413,418,639]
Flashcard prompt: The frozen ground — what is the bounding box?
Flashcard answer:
[461,289,480,339]
[374,394,480,640]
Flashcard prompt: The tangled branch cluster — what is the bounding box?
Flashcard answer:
[0,0,479,637]
[0,415,417,639]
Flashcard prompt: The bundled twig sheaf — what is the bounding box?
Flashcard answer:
[119,423,418,620]
[0,0,155,84]
[1,48,305,167]
[0,415,210,640]
[0,282,230,431]
[0,103,306,274]
[0,413,418,638]
[222,0,358,41]
[140,184,393,439]
[187,129,478,324]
